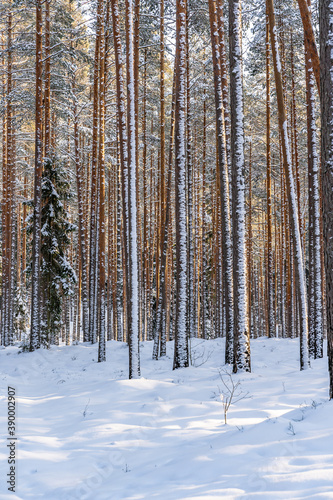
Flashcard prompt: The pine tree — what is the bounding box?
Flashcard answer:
[229,0,251,372]
[173,0,189,370]
[40,157,77,346]
[319,0,333,398]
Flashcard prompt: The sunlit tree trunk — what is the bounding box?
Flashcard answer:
[266,7,275,338]
[89,0,102,344]
[306,0,323,359]
[30,0,43,351]
[229,0,250,372]
[126,0,140,377]
[98,18,106,362]
[319,0,333,397]
[173,0,189,369]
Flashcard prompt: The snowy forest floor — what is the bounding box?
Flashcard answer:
[1,337,333,500]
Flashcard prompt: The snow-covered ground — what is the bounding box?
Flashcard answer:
[0,337,333,500]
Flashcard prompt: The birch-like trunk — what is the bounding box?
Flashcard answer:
[229,0,250,372]
[173,0,189,370]
[306,0,323,359]
[30,0,43,351]
[98,18,106,363]
[126,0,140,378]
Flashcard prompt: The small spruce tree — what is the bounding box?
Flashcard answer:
[40,157,77,346]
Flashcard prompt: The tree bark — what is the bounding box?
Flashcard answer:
[30,0,43,351]
[319,0,333,396]
[173,0,189,369]
[229,0,250,372]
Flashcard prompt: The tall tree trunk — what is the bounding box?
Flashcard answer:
[297,0,320,93]
[186,0,195,340]
[126,0,140,378]
[229,0,250,372]
[44,0,51,156]
[266,7,275,338]
[89,0,102,344]
[30,0,43,351]
[111,0,129,346]
[267,0,309,369]
[173,0,189,369]
[208,0,234,363]
[319,0,333,397]
[306,0,323,360]
[98,18,106,362]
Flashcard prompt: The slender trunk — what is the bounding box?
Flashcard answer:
[126,0,140,378]
[296,0,320,93]
[98,18,106,362]
[229,0,250,372]
[319,0,333,396]
[44,0,51,156]
[89,0,102,344]
[208,0,234,363]
[173,0,189,369]
[267,0,309,369]
[111,0,129,345]
[266,9,275,338]
[30,0,43,351]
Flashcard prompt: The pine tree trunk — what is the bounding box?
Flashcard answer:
[297,0,320,92]
[126,0,140,378]
[98,18,106,363]
[208,0,234,362]
[229,0,250,372]
[173,0,189,369]
[111,0,129,346]
[266,9,275,338]
[152,70,176,360]
[186,0,195,340]
[44,0,51,156]
[89,0,102,344]
[30,0,43,351]
[306,1,323,359]
[319,0,333,397]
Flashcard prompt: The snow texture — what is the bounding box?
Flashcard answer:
[0,338,332,499]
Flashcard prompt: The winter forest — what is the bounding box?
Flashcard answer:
[1,0,333,497]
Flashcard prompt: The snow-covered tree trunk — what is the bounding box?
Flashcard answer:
[98,18,106,363]
[267,0,309,370]
[152,70,176,360]
[73,85,89,342]
[297,0,320,93]
[186,0,195,340]
[216,0,232,205]
[44,0,51,156]
[116,144,124,342]
[319,0,333,396]
[306,3,323,360]
[201,79,207,341]
[126,0,140,378]
[229,0,250,372]
[173,0,189,370]
[266,10,275,339]
[88,0,102,344]
[111,0,129,346]
[30,0,43,351]
[208,0,234,363]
